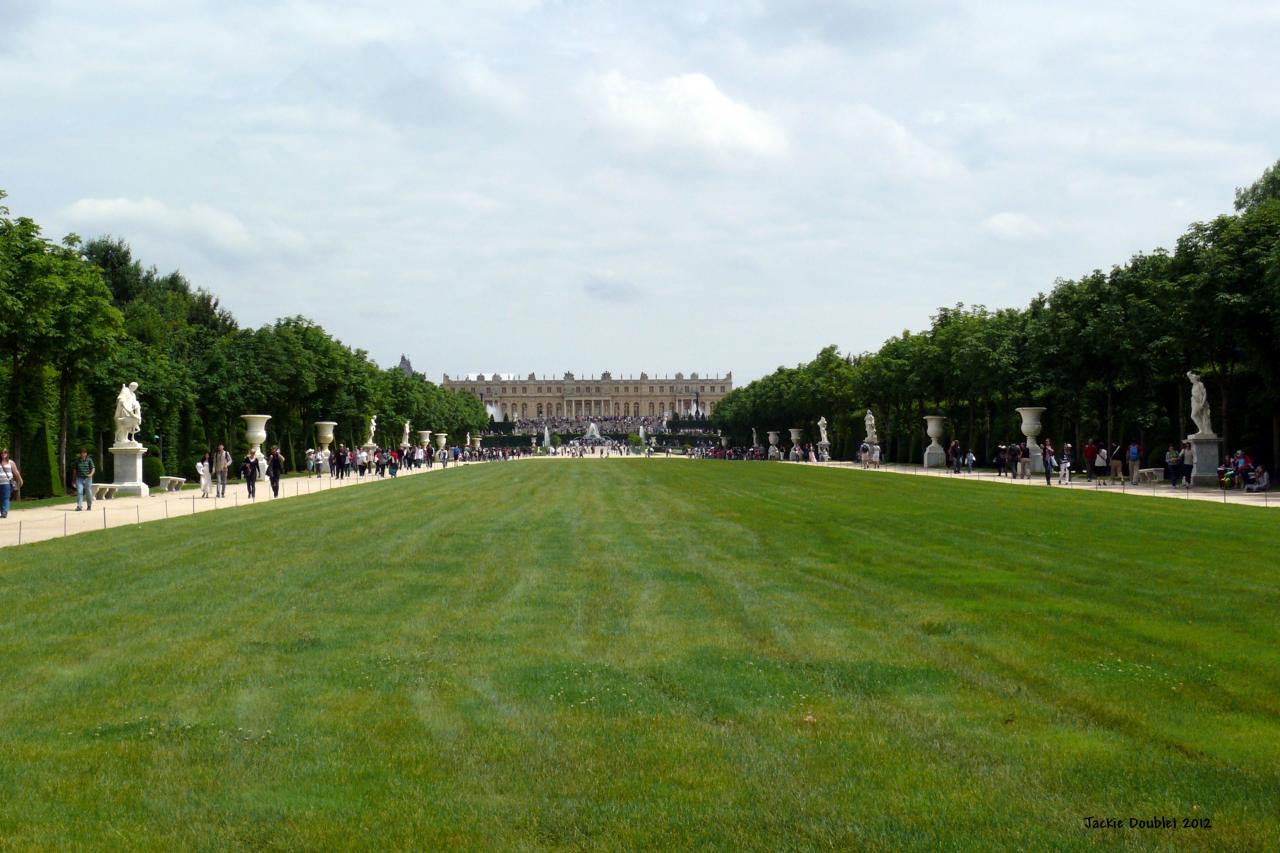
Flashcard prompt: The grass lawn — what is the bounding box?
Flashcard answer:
[0,461,1276,850]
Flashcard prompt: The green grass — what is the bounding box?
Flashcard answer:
[0,461,1276,850]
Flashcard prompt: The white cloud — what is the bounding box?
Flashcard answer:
[830,104,965,181]
[982,211,1047,239]
[586,70,787,160]
[64,197,308,259]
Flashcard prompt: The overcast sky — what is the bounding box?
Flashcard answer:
[3,1,1277,382]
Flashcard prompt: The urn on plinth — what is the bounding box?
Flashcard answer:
[923,415,947,468]
[242,415,271,455]
[434,433,448,449]
[472,436,482,449]
[315,421,337,452]
[418,430,432,449]
[789,428,804,446]
[1016,406,1047,473]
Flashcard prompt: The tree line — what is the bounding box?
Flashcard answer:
[0,190,488,497]
[713,162,1280,468]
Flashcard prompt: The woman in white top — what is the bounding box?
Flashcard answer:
[196,452,212,498]
[0,448,24,518]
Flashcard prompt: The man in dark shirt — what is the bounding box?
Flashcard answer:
[74,448,96,511]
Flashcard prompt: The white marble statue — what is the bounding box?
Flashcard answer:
[817,416,829,445]
[1187,371,1214,437]
[368,415,378,446]
[403,420,412,447]
[865,409,876,436]
[114,382,142,445]
[751,428,759,447]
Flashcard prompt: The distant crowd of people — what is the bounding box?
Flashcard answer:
[510,415,666,436]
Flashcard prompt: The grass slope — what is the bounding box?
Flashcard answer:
[0,462,1276,850]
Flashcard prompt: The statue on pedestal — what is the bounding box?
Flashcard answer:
[864,409,878,444]
[367,415,378,447]
[1187,371,1215,437]
[403,420,412,447]
[817,417,829,445]
[113,382,142,445]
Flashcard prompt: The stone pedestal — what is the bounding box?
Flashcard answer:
[109,443,150,497]
[923,415,946,468]
[817,441,831,462]
[1187,434,1222,487]
[314,421,336,473]
[1016,407,1046,474]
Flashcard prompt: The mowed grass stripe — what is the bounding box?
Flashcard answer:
[0,460,1276,849]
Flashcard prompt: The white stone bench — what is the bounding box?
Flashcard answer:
[1137,468,1163,484]
[92,484,119,500]
[158,476,186,492]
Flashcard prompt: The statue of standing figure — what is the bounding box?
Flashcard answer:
[1187,371,1215,437]
[403,420,412,447]
[368,415,378,446]
[817,416,829,445]
[864,409,877,441]
[751,428,759,447]
[114,382,142,445]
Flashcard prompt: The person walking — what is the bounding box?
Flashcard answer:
[1007,443,1022,480]
[1094,444,1110,484]
[196,452,212,497]
[267,446,285,498]
[1176,441,1194,488]
[241,451,259,499]
[1127,440,1142,485]
[0,448,24,518]
[1083,439,1098,481]
[73,448,96,511]
[1043,440,1056,485]
[1059,443,1073,484]
[212,443,231,498]
[1109,444,1124,484]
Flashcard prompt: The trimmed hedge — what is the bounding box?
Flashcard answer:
[19,422,63,499]
[142,455,166,488]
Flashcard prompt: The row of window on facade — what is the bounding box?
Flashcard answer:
[496,399,716,418]
[485,385,725,395]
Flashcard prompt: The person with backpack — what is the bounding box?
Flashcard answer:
[1094,444,1110,483]
[1007,443,1022,480]
[1127,440,1142,484]
[1043,439,1057,485]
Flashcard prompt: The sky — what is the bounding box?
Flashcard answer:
[2,1,1278,383]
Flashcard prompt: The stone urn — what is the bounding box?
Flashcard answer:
[315,421,337,452]
[767,431,780,447]
[242,414,271,455]
[720,436,729,448]
[418,430,432,449]
[1016,406,1047,473]
[472,436,482,449]
[435,432,448,449]
[789,428,804,445]
[923,415,946,468]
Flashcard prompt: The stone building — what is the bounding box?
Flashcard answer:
[441,371,733,421]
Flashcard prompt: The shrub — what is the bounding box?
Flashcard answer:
[142,454,166,488]
[18,422,63,499]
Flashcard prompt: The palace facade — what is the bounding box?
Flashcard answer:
[441,371,733,421]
